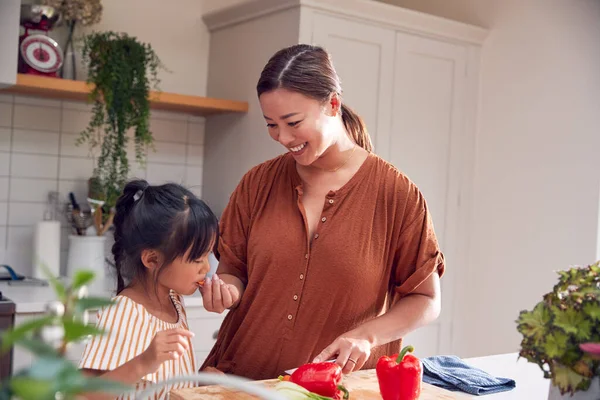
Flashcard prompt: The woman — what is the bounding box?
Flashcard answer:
[200,44,445,380]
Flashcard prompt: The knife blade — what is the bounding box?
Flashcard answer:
[284,359,337,375]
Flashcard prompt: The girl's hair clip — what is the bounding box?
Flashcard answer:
[133,189,144,202]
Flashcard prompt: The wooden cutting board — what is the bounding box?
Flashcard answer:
[170,369,472,399]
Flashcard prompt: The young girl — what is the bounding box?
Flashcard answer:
[79,179,222,399]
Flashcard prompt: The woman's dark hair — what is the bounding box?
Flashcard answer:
[256,44,373,152]
[111,179,219,294]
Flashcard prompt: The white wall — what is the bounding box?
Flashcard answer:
[383,0,600,357]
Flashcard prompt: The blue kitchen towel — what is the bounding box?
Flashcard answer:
[422,355,516,395]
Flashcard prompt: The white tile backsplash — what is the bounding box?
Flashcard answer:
[11,153,58,179]
[60,133,91,158]
[186,145,204,165]
[0,127,11,152]
[148,141,187,164]
[0,103,12,127]
[12,129,60,155]
[0,202,7,225]
[147,163,186,184]
[0,94,13,104]
[150,118,188,143]
[59,157,94,180]
[0,178,8,201]
[0,227,6,251]
[61,100,92,112]
[14,96,61,108]
[188,121,205,145]
[7,226,33,249]
[0,152,10,176]
[1,96,203,273]
[62,109,92,134]
[10,178,57,202]
[13,104,61,132]
[8,202,47,226]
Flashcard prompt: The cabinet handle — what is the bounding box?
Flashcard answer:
[212,330,218,339]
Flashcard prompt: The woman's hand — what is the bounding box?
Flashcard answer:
[139,328,194,373]
[201,274,240,313]
[313,333,372,374]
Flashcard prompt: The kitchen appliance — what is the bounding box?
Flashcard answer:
[0,291,16,380]
[18,4,63,77]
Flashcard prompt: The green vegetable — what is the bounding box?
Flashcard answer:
[516,260,600,396]
[274,381,335,399]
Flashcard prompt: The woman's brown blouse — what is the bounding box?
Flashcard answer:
[202,152,444,380]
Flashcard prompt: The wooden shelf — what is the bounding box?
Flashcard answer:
[1,74,249,116]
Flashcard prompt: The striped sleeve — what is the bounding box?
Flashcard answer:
[79,296,146,371]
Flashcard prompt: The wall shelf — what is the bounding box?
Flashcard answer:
[1,74,249,116]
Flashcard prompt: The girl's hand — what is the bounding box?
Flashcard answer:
[139,328,194,373]
[313,333,372,374]
[201,274,240,313]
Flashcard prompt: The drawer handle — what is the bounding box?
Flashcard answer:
[212,330,219,339]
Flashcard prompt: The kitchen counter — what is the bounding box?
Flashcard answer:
[171,353,551,399]
[463,353,550,399]
[0,280,205,313]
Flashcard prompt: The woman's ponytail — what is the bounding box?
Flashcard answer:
[341,103,372,152]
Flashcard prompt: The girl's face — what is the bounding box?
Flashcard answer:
[259,88,338,167]
[157,247,213,296]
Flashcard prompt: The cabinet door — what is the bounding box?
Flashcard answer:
[309,13,395,155]
[390,32,471,357]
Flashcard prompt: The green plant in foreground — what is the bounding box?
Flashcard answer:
[0,266,129,399]
[516,260,600,395]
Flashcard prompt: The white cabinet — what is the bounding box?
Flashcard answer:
[0,0,20,89]
[203,0,487,356]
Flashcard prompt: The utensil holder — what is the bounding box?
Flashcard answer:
[66,235,107,286]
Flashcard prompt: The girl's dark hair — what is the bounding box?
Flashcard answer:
[256,44,373,152]
[111,179,219,294]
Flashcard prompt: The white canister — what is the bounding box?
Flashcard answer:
[66,235,107,286]
[32,220,61,280]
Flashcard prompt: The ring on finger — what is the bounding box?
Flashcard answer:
[347,358,357,364]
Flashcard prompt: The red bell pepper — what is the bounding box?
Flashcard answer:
[289,362,349,400]
[376,345,423,400]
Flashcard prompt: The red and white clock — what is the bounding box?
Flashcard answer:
[19,34,63,77]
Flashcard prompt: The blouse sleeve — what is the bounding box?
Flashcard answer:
[79,296,145,371]
[392,184,445,297]
[216,166,264,286]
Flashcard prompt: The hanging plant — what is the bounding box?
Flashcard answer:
[78,31,163,232]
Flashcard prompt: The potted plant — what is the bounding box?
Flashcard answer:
[0,266,127,400]
[516,260,600,399]
[65,31,162,285]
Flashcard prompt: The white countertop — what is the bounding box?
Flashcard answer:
[0,280,205,313]
[463,352,550,399]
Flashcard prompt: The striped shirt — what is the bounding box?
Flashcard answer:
[79,291,197,399]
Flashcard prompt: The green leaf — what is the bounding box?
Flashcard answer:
[545,331,569,358]
[71,270,96,290]
[15,338,58,357]
[75,297,114,314]
[554,309,585,335]
[77,376,132,395]
[38,261,66,301]
[9,377,55,400]
[517,303,551,342]
[583,302,600,321]
[0,316,56,353]
[552,363,588,396]
[62,320,103,343]
[28,356,72,380]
